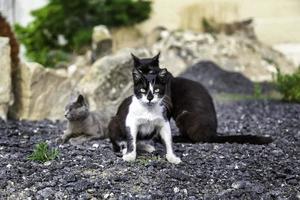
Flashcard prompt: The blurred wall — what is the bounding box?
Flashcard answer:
[0,0,15,23]
[0,0,48,25]
[2,0,299,64]
[14,0,48,26]
[138,0,300,45]
[3,0,299,45]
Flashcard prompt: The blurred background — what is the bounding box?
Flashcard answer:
[2,0,300,64]
[0,0,300,121]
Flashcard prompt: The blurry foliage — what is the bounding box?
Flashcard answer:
[15,0,151,67]
[202,18,217,33]
[276,68,300,103]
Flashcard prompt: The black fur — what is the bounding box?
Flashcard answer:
[131,53,161,74]
[125,127,134,153]
[108,97,131,152]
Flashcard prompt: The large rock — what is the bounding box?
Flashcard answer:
[9,62,75,120]
[151,30,297,82]
[78,48,150,114]
[180,61,262,95]
[9,48,149,121]
[0,37,12,120]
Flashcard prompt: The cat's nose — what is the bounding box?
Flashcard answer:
[147,93,154,101]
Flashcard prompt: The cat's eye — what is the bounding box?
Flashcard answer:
[154,88,160,93]
[140,88,146,93]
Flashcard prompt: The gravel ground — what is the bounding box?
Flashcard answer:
[0,99,299,199]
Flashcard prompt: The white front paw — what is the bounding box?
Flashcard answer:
[122,152,136,162]
[166,154,182,164]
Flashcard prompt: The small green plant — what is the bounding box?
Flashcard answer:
[136,155,162,165]
[136,157,149,166]
[253,82,262,98]
[276,67,300,103]
[28,142,59,163]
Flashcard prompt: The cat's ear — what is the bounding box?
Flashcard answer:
[158,68,167,78]
[132,68,143,83]
[76,94,85,105]
[151,52,160,67]
[131,53,140,67]
[158,68,169,83]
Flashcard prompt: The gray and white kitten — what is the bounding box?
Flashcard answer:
[61,94,108,144]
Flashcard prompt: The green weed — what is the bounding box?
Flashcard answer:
[276,67,300,103]
[28,142,59,163]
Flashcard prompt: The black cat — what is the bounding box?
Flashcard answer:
[131,53,272,144]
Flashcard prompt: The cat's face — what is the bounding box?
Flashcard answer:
[132,68,169,106]
[65,94,89,121]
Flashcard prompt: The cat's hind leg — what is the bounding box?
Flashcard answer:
[122,126,138,162]
[116,141,127,155]
[108,116,126,153]
[175,111,215,143]
[85,134,104,142]
[137,141,155,153]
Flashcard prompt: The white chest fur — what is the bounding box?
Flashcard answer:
[126,96,166,136]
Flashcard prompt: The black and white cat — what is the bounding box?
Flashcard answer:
[108,67,181,164]
[131,53,273,145]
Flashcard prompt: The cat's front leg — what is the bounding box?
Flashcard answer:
[122,126,137,162]
[60,130,74,143]
[159,122,181,164]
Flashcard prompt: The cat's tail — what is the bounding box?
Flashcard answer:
[172,134,273,145]
[209,134,273,145]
